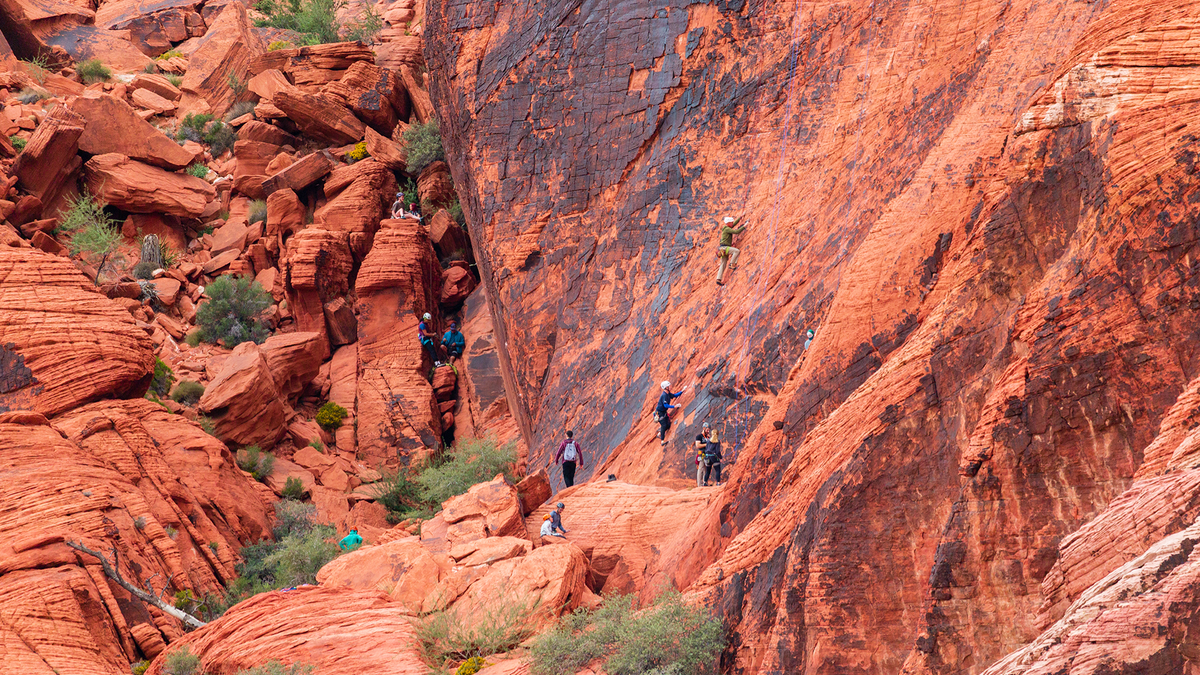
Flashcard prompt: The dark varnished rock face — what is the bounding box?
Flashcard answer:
[426,0,1200,672]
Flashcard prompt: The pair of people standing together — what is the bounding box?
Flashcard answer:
[694,422,723,486]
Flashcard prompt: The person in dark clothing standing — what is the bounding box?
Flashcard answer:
[655,381,684,445]
[554,430,585,487]
[702,427,723,485]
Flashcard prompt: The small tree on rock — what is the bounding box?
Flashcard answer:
[196,275,272,347]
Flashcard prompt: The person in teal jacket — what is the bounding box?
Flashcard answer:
[338,529,363,552]
[442,321,466,361]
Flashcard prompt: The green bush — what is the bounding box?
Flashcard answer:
[176,113,236,155]
[417,438,517,508]
[132,659,150,675]
[166,74,183,87]
[171,380,205,406]
[253,0,342,45]
[132,260,158,279]
[77,59,112,84]
[58,190,113,236]
[248,199,268,225]
[150,357,175,397]
[165,525,178,539]
[15,87,48,104]
[343,4,383,43]
[448,198,465,227]
[343,141,368,163]
[226,100,256,121]
[261,524,338,586]
[186,163,209,178]
[272,498,317,539]
[185,330,202,347]
[456,656,486,675]
[196,275,272,346]
[400,177,419,208]
[21,55,49,84]
[198,415,216,436]
[9,135,25,152]
[205,121,237,156]
[530,592,724,675]
[368,468,426,522]
[236,446,275,482]
[235,662,314,675]
[416,595,535,667]
[281,476,306,500]
[163,647,201,675]
[67,198,122,278]
[227,71,249,99]
[268,40,295,51]
[156,50,184,60]
[315,401,347,430]
[144,61,157,74]
[308,438,323,452]
[403,120,445,174]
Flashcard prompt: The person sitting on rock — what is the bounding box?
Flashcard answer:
[418,312,442,366]
[655,381,684,445]
[441,321,465,361]
[715,216,748,286]
[702,427,723,486]
[555,430,585,488]
[539,502,568,543]
[408,202,422,221]
[338,529,363,552]
[391,192,406,219]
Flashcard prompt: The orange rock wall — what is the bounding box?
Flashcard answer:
[425,0,1200,672]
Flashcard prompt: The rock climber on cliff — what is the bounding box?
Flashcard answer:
[442,320,465,361]
[554,430,585,488]
[715,216,748,286]
[338,529,363,552]
[418,312,442,366]
[702,426,723,486]
[694,423,709,486]
[655,381,684,445]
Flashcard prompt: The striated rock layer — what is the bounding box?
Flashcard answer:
[425,0,1200,673]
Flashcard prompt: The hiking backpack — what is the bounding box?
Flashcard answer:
[563,439,578,462]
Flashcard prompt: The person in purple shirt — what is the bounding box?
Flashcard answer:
[554,430,585,487]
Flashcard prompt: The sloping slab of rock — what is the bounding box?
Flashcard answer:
[84,153,215,218]
[177,1,263,117]
[71,94,193,170]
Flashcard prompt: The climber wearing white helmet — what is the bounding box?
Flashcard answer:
[418,311,442,366]
[654,380,685,446]
[715,215,748,286]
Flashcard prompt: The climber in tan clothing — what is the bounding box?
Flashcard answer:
[716,216,748,285]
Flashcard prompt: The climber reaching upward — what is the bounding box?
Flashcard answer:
[655,381,685,445]
[715,216,748,286]
[418,312,441,366]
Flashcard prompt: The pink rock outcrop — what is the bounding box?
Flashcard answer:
[196,341,288,449]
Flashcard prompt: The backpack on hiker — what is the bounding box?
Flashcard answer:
[563,439,578,462]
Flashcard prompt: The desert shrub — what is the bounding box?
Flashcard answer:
[15,87,47,104]
[196,275,272,346]
[530,592,724,675]
[227,71,249,99]
[235,662,314,675]
[400,177,419,208]
[236,446,275,482]
[226,100,256,121]
[272,499,317,539]
[281,476,306,500]
[165,525,178,539]
[417,438,517,508]
[185,330,202,347]
[259,522,338,586]
[171,380,205,406]
[9,135,25,152]
[368,468,425,522]
[166,74,183,87]
[132,659,151,675]
[197,415,216,435]
[403,120,444,174]
[144,61,157,74]
[134,516,147,530]
[268,40,295,51]
[69,211,122,277]
[209,541,219,553]
[150,357,175,397]
[205,121,237,156]
[21,55,49,84]
[57,189,110,235]
[163,647,201,675]
[137,280,159,304]
[248,199,268,224]
[343,141,368,163]
[315,401,347,430]
[308,438,323,452]
[416,595,535,667]
[186,163,209,178]
[132,260,158,279]
[77,59,112,84]
[176,113,235,155]
[456,657,486,675]
[448,198,465,227]
[253,0,342,45]
[343,4,383,43]
[156,50,184,61]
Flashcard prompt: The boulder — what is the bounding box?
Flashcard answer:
[264,455,316,496]
[142,587,427,674]
[12,106,84,205]
[44,25,153,71]
[354,220,442,466]
[264,187,304,239]
[131,87,177,114]
[272,89,365,145]
[428,208,470,256]
[238,119,299,147]
[197,341,288,449]
[448,543,593,632]
[247,68,297,100]
[72,94,193,169]
[84,154,216,218]
[316,538,442,612]
[374,35,423,71]
[177,1,264,117]
[441,474,526,540]
[261,151,332,196]
[315,158,396,257]
[323,296,357,346]
[284,228,353,342]
[250,41,374,85]
[321,61,408,134]
[398,65,434,122]
[364,125,406,171]
[0,248,154,416]
[95,0,202,56]
[259,331,325,398]
[514,469,551,516]
[150,277,182,305]
[440,263,476,306]
[417,160,455,206]
[233,138,279,179]
[130,73,182,100]
[449,536,532,567]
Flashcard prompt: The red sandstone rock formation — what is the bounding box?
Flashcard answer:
[423,0,1200,671]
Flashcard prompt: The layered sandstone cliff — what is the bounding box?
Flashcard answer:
[425,0,1200,672]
